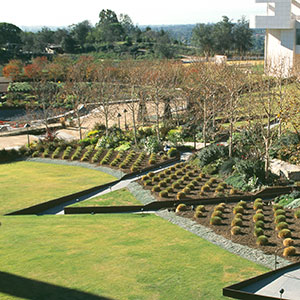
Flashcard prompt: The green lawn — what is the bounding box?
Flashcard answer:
[69,188,142,207]
[0,161,117,215]
[0,214,268,300]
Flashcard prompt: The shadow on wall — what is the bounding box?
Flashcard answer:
[0,271,114,300]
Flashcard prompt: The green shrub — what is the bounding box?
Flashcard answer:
[187,183,195,190]
[275,215,286,224]
[273,204,283,211]
[214,205,225,213]
[231,226,241,235]
[175,203,187,212]
[256,209,263,215]
[152,176,160,183]
[100,149,113,165]
[176,191,186,200]
[143,180,152,186]
[42,149,50,158]
[229,188,238,195]
[194,211,204,218]
[201,185,210,192]
[235,213,243,220]
[274,209,285,217]
[165,177,171,183]
[158,173,165,179]
[212,210,223,218]
[253,202,263,210]
[283,246,296,257]
[52,147,61,159]
[231,218,242,227]
[254,198,262,205]
[166,187,174,193]
[198,143,228,167]
[256,235,268,246]
[142,175,150,181]
[278,229,292,239]
[283,238,294,247]
[62,146,72,159]
[175,170,183,176]
[196,205,205,212]
[182,175,189,181]
[32,150,40,158]
[164,169,171,175]
[254,220,264,229]
[158,181,167,188]
[233,206,244,214]
[238,200,247,208]
[71,146,83,161]
[191,180,198,186]
[294,210,300,219]
[152,185,160,192]
[183,187,191,194]
[172,182,180,189]
[148,172,155,177]
[81,145,95,162]
[159,190,168,198]
[170,174,177,180]
[253,213,264,222]
[254,227,264,237]
[210,216,222,225]
[168,147,179,158]
[276,222,288,231]
[199,173,206,179]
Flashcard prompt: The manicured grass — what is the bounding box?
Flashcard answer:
[0,214,268,300]
[69,188,142,207]
[0,161,117,215]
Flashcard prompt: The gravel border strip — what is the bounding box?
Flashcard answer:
[127,182,154,205]
[25,157,125,179]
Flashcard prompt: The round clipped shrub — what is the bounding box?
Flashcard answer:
[231,218,242,227]
[238,200,247,208]
[142,175,150,181]
[212,210,223,218]
[166,187,174,193]
[254,220,264,229]
[233,206,244,214]
[278,229,292,239]
[256,235,268,246]
[214,205,225,213]
[176,191,186,200]
[187,183,195,190]
[201,185,210,192]
[196,177,202,182]
[215,186,224,193]
[276,222,288,231]
[254,198,262,205]
[152,176,160,183]
[229,188,238,195]
[170,174,177,180]
[143,180,152,186]
[165,177,172,183]
[218,182,227,188]
[183,187,191,194]
[164,169,171,175]
[274,209,285,217]
[275,215,286,224]
[170,166,176,171]
[158,181,167,188]
[175,170,183,176]
[295,210,300,219]
[283,238,294,247]
[253,202,263,210]
[152,185,160,192]
[148,172,155,177]
[253,213,264,222]
[235,213,243,220]
[283,246,296,257]
[199,173,206,179]
[172,182,180,189]
[231,226,241,235]
[158,173,165,179]
[176,203,186,213]
[199,191,206,196]
[191,180,198,186]
[210,216,222,225]
[254,227,264,237]
[182,175,189,181]
[196,205,205,212]
[194,211,204,218]
[273,204,283,211]
[256,209,264,215]
[159,190,168,198]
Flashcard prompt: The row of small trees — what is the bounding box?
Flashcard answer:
[4,56,300,176]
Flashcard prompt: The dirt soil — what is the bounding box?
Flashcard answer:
[177,202,300,262]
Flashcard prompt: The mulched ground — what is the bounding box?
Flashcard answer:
[176,202,300,262]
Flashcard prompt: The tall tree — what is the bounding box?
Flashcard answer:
[213,16,234,55]
[0,23,22,46]
[232,17,253,55]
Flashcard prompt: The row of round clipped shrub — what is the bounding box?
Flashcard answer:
[91,148,104,163]
[62,146,73,160]
[148,153,157,165]
[110,150,125,167]
[100,149,113,165]
[130,152,146,172]
[119,150,136,169]
[81,145,95,162]
[71,146,82,161]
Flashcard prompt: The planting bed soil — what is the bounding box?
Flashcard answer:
[139,162,247,201]
[176,201,300,262]
[31,145,174,174]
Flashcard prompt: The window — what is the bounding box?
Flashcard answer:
[296,29,300,45]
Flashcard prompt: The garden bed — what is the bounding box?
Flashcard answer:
[31,144,176,174]
[175,200,300,262]
[139,162,247,201]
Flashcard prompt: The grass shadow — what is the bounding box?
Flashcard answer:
[0,271,113,300]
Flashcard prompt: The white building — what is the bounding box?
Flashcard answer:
[251,0,300,75]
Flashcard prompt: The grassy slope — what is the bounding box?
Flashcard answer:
[0,214,268,300]
[69,188,142,207]
[0,161,116,215]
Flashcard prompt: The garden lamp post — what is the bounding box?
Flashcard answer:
[117,113,121,129]
[24,123,31,147]
[123,109,127,129]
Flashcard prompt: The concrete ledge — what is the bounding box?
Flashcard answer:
[270,159,300,181]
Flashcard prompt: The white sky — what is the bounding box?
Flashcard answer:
[0,0,267,28]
